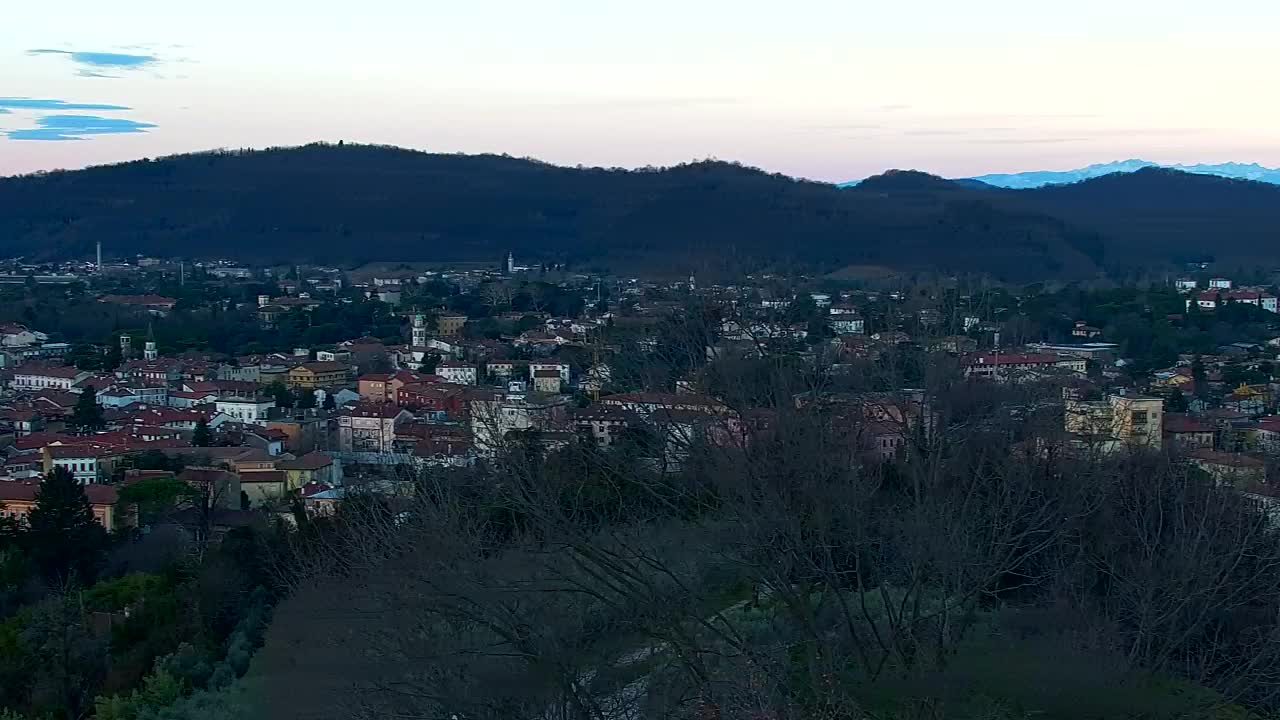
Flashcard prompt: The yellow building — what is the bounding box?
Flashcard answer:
[1065,394,1163,452]
[0,481,121,531]
[278,451,339,491]
[287,361,353,389]
[436,315,468,337]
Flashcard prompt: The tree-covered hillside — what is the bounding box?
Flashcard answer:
[0,144,1102,281]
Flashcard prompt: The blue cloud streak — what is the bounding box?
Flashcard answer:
[0,97,131,111]
[4,114,157,141]
[28,49,157,69]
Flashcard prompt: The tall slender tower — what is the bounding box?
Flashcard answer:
[96,241,102,272]
[411,313,427,347]
[119,334,132,359]
[506,252,515,275]
[143,324,157,361]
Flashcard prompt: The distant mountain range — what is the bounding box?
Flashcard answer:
[2,145,1280,282]
[965,160,1280,189]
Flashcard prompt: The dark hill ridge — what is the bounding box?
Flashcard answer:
[1000,167,1280,268]
[1,143,1275,279]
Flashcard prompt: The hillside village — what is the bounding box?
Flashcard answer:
[0,250,1278,718]
[0,255,1278,534]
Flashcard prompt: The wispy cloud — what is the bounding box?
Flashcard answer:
[531,96,741,110]
[4,114,156,141]
[28,48,157,71]
[966,137,1086,145]
[0,97,131,111]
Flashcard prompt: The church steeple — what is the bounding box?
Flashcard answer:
[144,323,157,361]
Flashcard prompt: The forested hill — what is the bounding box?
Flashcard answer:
[1,143,1276,280]
[1000,167,1280,270]
[0,144,1101,281]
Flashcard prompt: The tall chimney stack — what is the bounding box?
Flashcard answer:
[96,241,102,272]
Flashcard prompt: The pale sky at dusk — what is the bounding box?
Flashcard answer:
[3,0,1278,181]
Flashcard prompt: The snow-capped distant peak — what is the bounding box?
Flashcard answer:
[965,160,1280,189]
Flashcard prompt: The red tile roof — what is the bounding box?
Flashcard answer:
[0,480,117,505]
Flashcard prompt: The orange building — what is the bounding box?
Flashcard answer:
[0,481,121,531]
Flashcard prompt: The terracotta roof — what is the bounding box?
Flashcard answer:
[1163,414,1214,434]
[1190,449,1265,469]
[968,353,1064,367]
[239,470,286,483]
[342,402,408,419]
[14,365,83,379]
[0,480,117,505]
[277,451,333,471]
[294,361,350,373]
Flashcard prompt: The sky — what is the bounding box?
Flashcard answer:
[3,0,1279,181]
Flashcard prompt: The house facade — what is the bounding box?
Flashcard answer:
[436,362,478,386]
[11,366,91,391]
[215,398,277,426]
[336,403,413,453]
[0,481,120,530]
[287,362,353,389]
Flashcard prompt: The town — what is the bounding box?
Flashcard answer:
[3,252,1278,511]
[1,248,1280,718]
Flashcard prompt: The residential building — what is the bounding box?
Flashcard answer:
[239,470,289,507]
[1254,416,1280,455]
[1162,414,1215,449]
[287,361,353,389]
[469,391,571,453]
[336,403,413,453]
[215,397,276,426]
[1026,343,1119,364]
[0,324,48,348]
[0,481,120,530]
[570,406,637,447]
[436,361,478,386]
[965,353,1087,382]
[528,362,570,385]
[1208,278,1233,289]
[437,314,468,337]
[828,305,865,335]
[278,451,341,492]
[532,369,563,394]
[40,445,121,484]
[396,383,466,414]
[1071,321,1102,339]
[11,366,91,391]
[177,467,242,511]
[600,392,729,418]
[1064,394,1164,452]
[1190,449,1265,486]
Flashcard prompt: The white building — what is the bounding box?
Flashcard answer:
[0,324,48,348]
[215,397,277,426]
[337,403,412,453]
[828,305,865,335]
[1209,278,1233,289]
[529,362,570,384]
[11,366,90,391]
[44,446,109,484]
[436,362,478,386]
[411,313,428,347]
[469,392,570,454]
